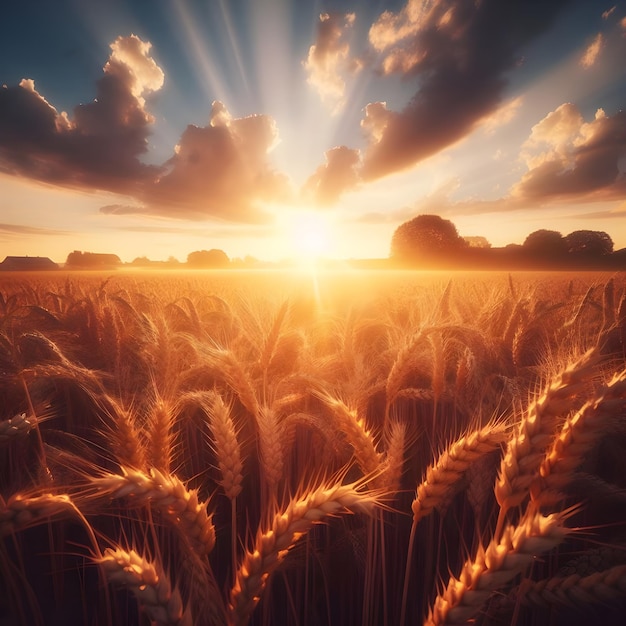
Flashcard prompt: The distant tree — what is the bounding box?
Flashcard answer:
[65,251,122,268]
[523,230,567,255]
[187,249,230,268]
[464,236,491,249]
[565,230,613,256]
[390,214,467,264]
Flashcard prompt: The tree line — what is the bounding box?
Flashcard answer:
[390,215,625,270]
[64,249,233,269]
[61,216,624,270]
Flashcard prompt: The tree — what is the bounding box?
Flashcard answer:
[464,236,491,249]
[390,214,467,264]
[523,228,566,254]
[565,230,613,256]
[186,249,230,268]
[65,251,122,268]
[522,228,567,262]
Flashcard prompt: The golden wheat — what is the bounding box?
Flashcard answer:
[98,547,192,626]
[92,467,216,556]
[425,508,569,625]
[228,478,382,626]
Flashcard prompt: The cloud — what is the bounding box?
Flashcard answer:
[602,6,617,20]
[99,204,145,215]
[0,35,162,193]
[513,104,626,201]
[1,37,293,224]
[519,102,584,170]
[580,33,604,68]
[303,12,359,113]
[571,202,626,219]
[360,0,573,180]
[481,97,524,134]
[105,35,164,101]
[383,102,626,223]
[389,102,626,223]
[109,223,272,239]
[303,145,361,205]
[0,223,70,236]
[141,101,293,222]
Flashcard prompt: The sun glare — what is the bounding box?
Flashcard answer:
[279,209,333,263]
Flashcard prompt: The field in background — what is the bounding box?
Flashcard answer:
[1,269,625,626]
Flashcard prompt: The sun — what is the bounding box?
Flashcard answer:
[278,209,333,264]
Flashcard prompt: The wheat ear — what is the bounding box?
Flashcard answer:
[228,479,381,626]
[206,392,243,500]
[0,412,43,444]
[532,369,626,505]
[0,493,76,535]
[206,391,243,588]
[425,508,569,625]
[147,392,176,474]
[519,564,626,607]
[412,421,508,524]
[318,393,382,477]
[98,547,191,626]
[495,348,597,514]
[0,491,101,560]
[385,330,427,417]
[104,398,146,470]
[256,404,285,496]
[400,422,507,626]
[92,467,216,556]
[380,420,407,494]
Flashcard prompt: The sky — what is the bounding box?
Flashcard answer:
[1,0,625,264]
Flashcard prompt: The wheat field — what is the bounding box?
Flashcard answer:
[1,269,625,626]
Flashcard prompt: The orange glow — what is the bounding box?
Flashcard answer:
[278,209,334,263]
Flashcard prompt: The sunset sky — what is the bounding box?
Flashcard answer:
[1,0,625,264]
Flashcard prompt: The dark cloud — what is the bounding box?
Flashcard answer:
[361,0,573,180]
[0,37,293,224]
[513,105,626,201]
[142,101,293,222]
[0,35,162,193]
[303,145,360,205]
[380,104,626,222]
